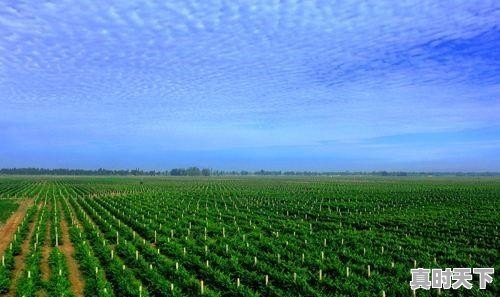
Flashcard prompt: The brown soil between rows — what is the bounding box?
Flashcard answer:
[6,203,42,297]
[40,218,51,282]
[0,199,33,255]
[60,217,85,297]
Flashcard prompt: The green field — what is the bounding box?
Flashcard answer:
[0,176,498,296]
[0,200,19,224]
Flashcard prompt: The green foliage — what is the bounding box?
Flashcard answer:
[69,226,114,297]
[0,204,37,293]
[69,177,500,296]
[0,200,19,224]
[16,203,48,297]
[1,177,499,296]
[47,248,74,297]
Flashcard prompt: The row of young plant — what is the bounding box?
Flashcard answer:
[0,180,26,197]
[47,248,74,297]
[74,195,224,297]
[89,188,376,296]
[73,195,212,296]
[51,193,63,246]
[0,199,39,293]
[84,180,499,296]
[44,186,74,297]
[39,178,499,296]
[92,195,294,296]
[59,194,115,297]
[0,181,46,198]
[15,196,48,297]
[67,195,152,297]
[93,191,346,292]
[88,187,350,294]
[9,183,76,297]
[93,192,368,296]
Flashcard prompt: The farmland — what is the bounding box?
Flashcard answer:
[0,176,498,296]
[0,201,18,224]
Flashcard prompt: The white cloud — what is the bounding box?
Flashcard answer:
[0,0,498,169]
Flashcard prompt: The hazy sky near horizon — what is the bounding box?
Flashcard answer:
[1,0,499,171]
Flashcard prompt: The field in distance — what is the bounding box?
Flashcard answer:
[0,176,498,296]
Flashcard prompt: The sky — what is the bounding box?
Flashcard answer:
[0,0,499,171]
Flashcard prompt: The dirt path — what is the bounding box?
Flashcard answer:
[60,217,84,297]
[0,199,33,255]
[7,203,41,297]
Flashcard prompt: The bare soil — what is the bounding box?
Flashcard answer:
[60,218,84,297]
[0,199,33,255]
[7,203,41,297]
[40,218,51,282]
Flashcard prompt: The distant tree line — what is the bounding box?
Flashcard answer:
[0,167,498,177]
[169,167,211,176]
[0,168,160,176]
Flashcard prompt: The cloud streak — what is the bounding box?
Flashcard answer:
[0,0,499,170]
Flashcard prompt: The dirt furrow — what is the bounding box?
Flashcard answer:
[6,203,41,297]
[60,217,85,297]
[0,199,33,255]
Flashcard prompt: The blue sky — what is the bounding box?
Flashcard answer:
[0,0,499,171]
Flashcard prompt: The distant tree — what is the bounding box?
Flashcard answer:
[186,167,201,176]
[0,167,497,177]
[170,168,187,176]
